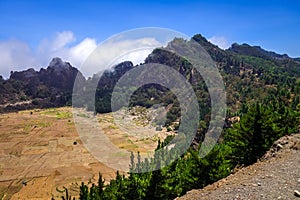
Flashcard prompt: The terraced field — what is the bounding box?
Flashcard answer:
[0,107,173,199]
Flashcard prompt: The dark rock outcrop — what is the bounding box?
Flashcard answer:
[0,58,86,112]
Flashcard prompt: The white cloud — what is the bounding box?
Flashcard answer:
[0,39,38,78]
[0,31,98,79]
[51,31,76,51]
[82,38,162,78]
[68,38,97,64]
[106,38,162,67]
[0,31,162,79]
[116,49,153,66]
[208,36,230,50]
[37,31,97,69]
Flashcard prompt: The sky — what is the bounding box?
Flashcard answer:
[0,0,300,78]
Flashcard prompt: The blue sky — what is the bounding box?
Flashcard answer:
[0,0,300,77]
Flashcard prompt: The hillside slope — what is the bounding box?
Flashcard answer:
[177,133,300,200]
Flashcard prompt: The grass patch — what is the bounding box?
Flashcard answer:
[77,113,89,118]
[127,139,134,144]
[108,125,118,129]
[39,108,57,116]
[56,111,72,119]
[23,124,32,132]
[39,108,72,119]
[37,121,52,127]
[98,116,114,123]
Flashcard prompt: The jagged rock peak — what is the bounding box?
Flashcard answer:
[48,57,71,70]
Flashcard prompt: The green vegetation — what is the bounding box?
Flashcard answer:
[61,36,300,200]
[67,100,298,200]
[2,35,295,199]
[77,113,89,118]
[56,111,73,119]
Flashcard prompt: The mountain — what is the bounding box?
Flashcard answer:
[1,34,300,117]
[72,34,300,145]
[1,34,299,200]
[227,43,291,60]
[10,57,85,91]
[294,57,300,62]
[0,57,85,112]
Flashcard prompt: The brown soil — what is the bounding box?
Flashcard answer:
[177,133,300,200]
[72,107,175,172]
[0,107,116,199]
[0,106,173,199]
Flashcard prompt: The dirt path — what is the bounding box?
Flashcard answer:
[177,133,300,200]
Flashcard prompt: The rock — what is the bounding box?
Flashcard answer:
[294,190,300,197]
[276,144,283,150]
[292,141,300,150]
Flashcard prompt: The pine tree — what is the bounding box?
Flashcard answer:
[79,182,89,200]
[98,173,104,197]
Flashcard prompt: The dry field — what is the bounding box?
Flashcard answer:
[0,107,172,199]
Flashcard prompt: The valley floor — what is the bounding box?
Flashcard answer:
[0,107,118,199]
[0,106,172,199]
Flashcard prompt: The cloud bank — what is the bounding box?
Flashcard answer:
[82,38,162,78]
[0,39,38,78]
[0,31,160,79]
